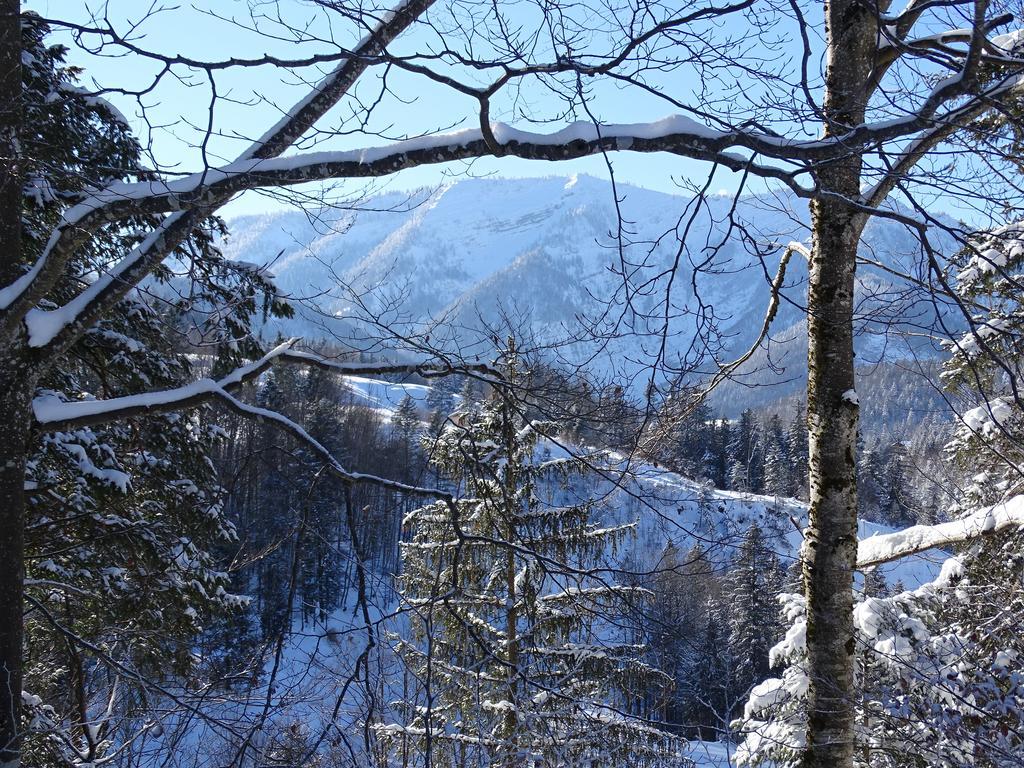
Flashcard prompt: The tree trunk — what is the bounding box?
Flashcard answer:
[801,2,875,767]
[0,1,23,765]
[803,195,862,768]
[0,379,30,768]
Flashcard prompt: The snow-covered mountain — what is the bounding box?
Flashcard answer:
[223,175,959,386]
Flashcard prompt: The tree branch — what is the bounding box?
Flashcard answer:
[857,495,1024,567]
[0,0,438,347]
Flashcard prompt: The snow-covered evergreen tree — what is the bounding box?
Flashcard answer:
[857,438,888,522]
[762,415,790,497]
[712,418,733,490]
[944,222,1024,505]
[19,17,287,764]
[684,595,734,741]
[728,409,764,493]
[727,524,785,699]
[735,224,1024,768]
[735,558,1024,768]
[425,376,459,437]
[786,403,809,501]
[647,389,714,481]
[392,392,422,479]
[381,346,684,767]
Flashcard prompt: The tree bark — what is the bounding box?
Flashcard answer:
[0,0,19,290]
[801,1,875,766]
[0,379,30,768]
[0,1,23,764]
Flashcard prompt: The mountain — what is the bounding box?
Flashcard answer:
[222,174,961,393]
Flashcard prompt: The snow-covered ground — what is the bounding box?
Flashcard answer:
[340,375,435,413]
[685,739,737,767]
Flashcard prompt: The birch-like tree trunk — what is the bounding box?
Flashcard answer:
[801,2,875,765]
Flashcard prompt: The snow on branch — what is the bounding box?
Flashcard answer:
[29,52,1024,245]
[26,115,815,229]
[34,337,493,435]
[212,389,453,498]
[0,0,436,348]
[33,342,459,499]
[857,495,1024,568]
[6,5,1022,356]
[238,0,435,162]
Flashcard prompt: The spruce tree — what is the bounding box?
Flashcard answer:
[727,523,785,697]
[685,595,733,741]
[382,346,683,767]
[786,402,809,500]
[18,19,293,763]
[392,392,422,480]
[881,441,917,526]
[856,439,887,522]
[712,418,733,490]
[762,414,790,497]
[728,410,764,493]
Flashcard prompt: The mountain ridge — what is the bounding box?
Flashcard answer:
[222,174,961,391]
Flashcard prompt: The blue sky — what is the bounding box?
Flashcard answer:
[27,0,788,216]
[25,0,989,225]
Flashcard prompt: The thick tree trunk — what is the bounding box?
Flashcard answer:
[801,2,875,767]
[0,0,19,290]
[803,197,862,768]
[0,2,23,765]
[0,380,30,768]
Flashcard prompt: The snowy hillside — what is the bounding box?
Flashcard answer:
[154,375,944,767]
[339,376,942,588]
[222,176,959,385]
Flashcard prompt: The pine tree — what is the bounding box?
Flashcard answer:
[425,377,458,437]
[712,418,733,490]
[880,441,917,526]
[392,392,422,479]
[727,523,785,698]
[786,402,809,500]
[684,595,734,742]
[728,410,764,493]
[650,389,714,480]
[857,438,887,522]
[382,345,683,767]
[762,414,790,497]
[18,18,289,764]
[944,222,1024,505]
[646,543,727,738]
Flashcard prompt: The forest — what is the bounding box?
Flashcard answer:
[3,1,1024,767]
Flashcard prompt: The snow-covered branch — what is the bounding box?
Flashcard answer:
[0,0,437,350]
[33,342,459,499]
[4,11,1022,357]
[862,64,1024,208]
[857,495,1024,568]
[212,389,453,498]
[33,338,494,432]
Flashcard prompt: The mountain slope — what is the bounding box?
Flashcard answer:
[223,175,960,386]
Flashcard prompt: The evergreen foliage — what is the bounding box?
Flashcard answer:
[382,347,684,767]
[18,18,282,764]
